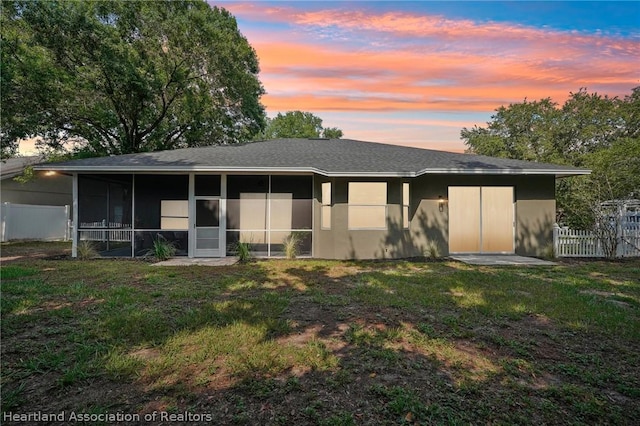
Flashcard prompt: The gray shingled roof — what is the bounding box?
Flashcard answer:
[35,138,589,177]
[1,156,42,180]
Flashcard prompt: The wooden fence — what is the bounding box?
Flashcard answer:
[554,224,640,258]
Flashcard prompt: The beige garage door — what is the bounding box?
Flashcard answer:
[449,186,514,253]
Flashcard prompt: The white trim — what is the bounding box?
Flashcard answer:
[227,228,312,232]
[188,173,195,257]
[190,174,226,257]
[415,168,589,177]
[72,173,78,258]
[220,174,227,257]
[311,174,315,258]
[34,165,590,178]
[267,175,272,257]
[512,195,516,254]
[479,187,483,252]
[123,228,186,232]
[131,174,135,257]
[193,196,222,257]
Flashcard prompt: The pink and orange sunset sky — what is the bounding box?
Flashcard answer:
[218,1,639,152]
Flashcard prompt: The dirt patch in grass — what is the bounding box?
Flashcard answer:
[1,241,71,261]
[1,248,639,424]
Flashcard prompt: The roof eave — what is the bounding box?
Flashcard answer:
[33,164,591,178]
[416,168,590,177]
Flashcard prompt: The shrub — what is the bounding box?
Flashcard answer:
[283,233,301,259]
[424,241,440,259]
[235,241,252,263]
[541,243,556,260]
[77,240,98,260]
[149,235,176,261]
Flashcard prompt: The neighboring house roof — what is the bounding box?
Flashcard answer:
[35,139,590,177]
[1,156,42,180]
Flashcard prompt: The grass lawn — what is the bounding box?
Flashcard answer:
[1,242,639,424]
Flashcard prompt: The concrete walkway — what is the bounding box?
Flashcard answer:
[450,254,556,266]
[152,256,239,266]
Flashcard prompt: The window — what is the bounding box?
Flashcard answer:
[160,200,188,229]
[403,182,410,229]
[348,182,387,229]
[321,182,331,229]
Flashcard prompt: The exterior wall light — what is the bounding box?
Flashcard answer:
[438,195,446,212]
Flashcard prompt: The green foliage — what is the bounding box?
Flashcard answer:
[283,233,301,259]
[461,97,562,162]
[149,235,176,261]
[0,265,39,279]
[369,385,433,423]
[321,127,344,139]
[12,165,36,184]
[424,241,441,259]
[541,243,556,260]
[558,135,640,235]
[234,241,252,263]
[76,241,98,260]
[259,111,343,140]
[1,0,265,157]
[462,87,640,230]
[319,412,356,426]
[0,382,25,413]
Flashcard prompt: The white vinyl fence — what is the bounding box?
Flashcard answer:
[1,202,71,242]
[553,224,640,258]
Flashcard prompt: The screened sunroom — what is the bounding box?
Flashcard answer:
[75,174,313,258]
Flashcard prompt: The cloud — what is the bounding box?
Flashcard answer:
[228,4,637,100]
[254,38,635,113]
[226,2,638,57]
[219,2,638,149]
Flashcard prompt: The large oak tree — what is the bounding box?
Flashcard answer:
[1,0,265,158]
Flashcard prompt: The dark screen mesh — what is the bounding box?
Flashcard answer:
[195,175,221,196]
[134,175,188,229]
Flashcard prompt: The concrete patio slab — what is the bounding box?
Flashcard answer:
[450,254,556,266]
[152,257,239,266]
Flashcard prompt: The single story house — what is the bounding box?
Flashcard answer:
[35,138,589,259]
